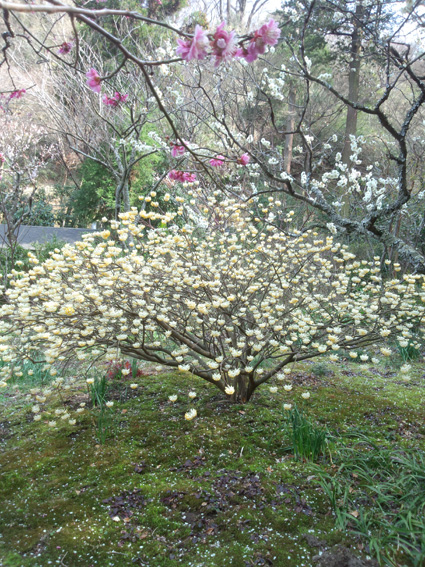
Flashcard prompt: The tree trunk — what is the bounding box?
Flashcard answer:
[231,373,256,403]
[389,213,402,267]
[115,177,130,218]
[122,178,130,213]
[283,84,296,175]
[377,229,425,274]
[341,2,363,216]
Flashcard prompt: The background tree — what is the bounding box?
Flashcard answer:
[0,107,56,290]
[36,46,166,219]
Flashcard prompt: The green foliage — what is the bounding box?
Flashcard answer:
[95,404,117,445]
[0,244,29,280]
[79,0,186,56]
[2,359,53,387]
[58,160,115,226]
[14,190,56,227]
[397,341,421,363]
[89,375,109,408]
[131,358,138,379]
[311,362,332,377]
[55,137,167,225]
[285,405,328,462]
[315,437,425,567]
[87,374,116,443]
[35,235,66,263]
[183,10,208,30]
[28,198,56,226]
[129,141,166,205]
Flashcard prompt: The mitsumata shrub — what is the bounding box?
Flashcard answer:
[1,197,425,425]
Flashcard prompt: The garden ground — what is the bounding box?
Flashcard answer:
[1,358,424,567]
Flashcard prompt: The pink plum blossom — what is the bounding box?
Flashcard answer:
[211,22,237,67]
[243,19,281,62]
[169,170,197,183]
[86,68,102,93]
[257,19,281,46]
[102,92,128,106]
[0,153,5,164]
[209,155,225,167]
[176,26,209,61]
[58,41,73,55]
[171,144,186,157]
[243,42,263,63]
[238,153,250,166]
[9,89,26,100]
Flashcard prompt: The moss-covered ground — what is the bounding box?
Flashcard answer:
[1,359,424,567]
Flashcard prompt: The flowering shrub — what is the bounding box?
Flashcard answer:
[1,197,424,411]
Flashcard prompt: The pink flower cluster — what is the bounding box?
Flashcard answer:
[103,92,129,107]
[243,20,281,62]
[58,41,73,55]
[9,89,26,100]
[176,19,280,65]
[211,22,238,67]
[86,69,128,106]
[86,68,101,93]
[0,153,5,164]
[171,144,186,157]
[209,155,225,167]
[239,153,250,165]
[169,170,197,183]
[176,25,209,61]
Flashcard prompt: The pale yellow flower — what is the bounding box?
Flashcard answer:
[185,408,197,421]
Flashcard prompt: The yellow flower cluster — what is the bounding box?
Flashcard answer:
[1,196,424,407]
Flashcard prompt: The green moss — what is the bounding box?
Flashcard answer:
[1,360,425,566]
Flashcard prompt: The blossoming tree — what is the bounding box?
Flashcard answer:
[1,197,424,407]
